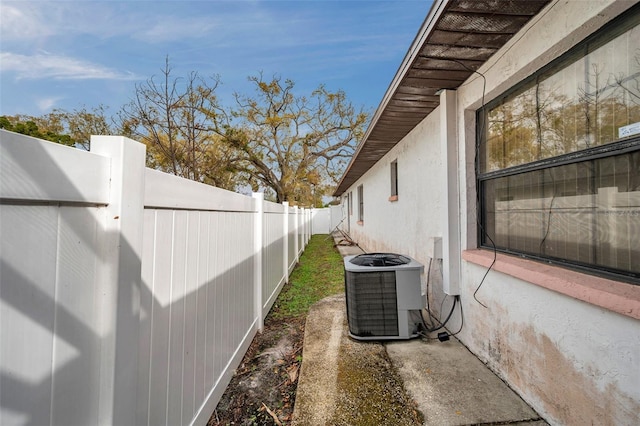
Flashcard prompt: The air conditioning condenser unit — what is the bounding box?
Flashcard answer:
[344,253,424,340]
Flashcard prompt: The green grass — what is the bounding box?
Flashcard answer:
[271,234,345,320]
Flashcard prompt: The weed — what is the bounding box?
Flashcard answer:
[272,235,344,320]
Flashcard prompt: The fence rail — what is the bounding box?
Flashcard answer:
[0,131,328,426]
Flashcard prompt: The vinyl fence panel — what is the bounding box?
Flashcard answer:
[0,131,110,204]
[139,185,257,426]
[298,208,305,255]
[288,206,298,273]
[0,131,311,426]
[311,208,331,234]
[262,201,286,315]
[0,131,112,426]
[330,205,344,232]
[1,204,104,426]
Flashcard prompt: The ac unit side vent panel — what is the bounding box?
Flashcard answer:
[345,271,398,337]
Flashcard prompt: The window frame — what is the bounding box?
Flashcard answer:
[390,159,398,201]
[357,185,364,223]
[476,7,640,284]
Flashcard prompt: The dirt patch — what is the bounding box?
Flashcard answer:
[208,316,305,426]
[208,235,348,425]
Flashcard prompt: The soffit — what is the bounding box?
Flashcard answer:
[334,0,552,196]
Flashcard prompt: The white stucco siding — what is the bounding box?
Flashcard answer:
[342,0,640,424]
[460,261,640,425]
[453,1,640,424]
[345,107,444,267]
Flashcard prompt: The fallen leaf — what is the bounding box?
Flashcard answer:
[287,364,299,382]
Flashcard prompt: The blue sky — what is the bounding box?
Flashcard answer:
[1,0,431,119]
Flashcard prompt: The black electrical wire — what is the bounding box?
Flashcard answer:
[452,59,496,310]
[448,296,464,337]
[433,57,495,309]
[417,296,463,340]
[422,257,455,330]
[473,222,494,309]
[423,257,435,328]
[418,295,457,333]
[539,167,558,254]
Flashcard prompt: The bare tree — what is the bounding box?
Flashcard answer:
[118,57,240,189]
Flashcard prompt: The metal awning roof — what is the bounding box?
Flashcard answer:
[334,0,552,196]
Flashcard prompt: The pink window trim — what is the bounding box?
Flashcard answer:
[462,249,640,320]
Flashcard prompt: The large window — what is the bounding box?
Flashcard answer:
[478,8,640,282]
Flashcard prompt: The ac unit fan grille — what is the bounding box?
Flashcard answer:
[345,270,398,337]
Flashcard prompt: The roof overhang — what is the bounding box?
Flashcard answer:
[334,0,552,196]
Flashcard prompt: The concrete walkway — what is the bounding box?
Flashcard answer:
[292,234,548,426]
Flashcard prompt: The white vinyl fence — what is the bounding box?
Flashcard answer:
[0,131,319,426]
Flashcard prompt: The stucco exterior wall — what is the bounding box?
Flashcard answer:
[342,107,444,266]
[340,1,640,424]
[453,2,640,424]
[460,260,639,425]
[340,106,453,317]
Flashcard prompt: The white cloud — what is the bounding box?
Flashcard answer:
[0,3,54,40]
[135,16,219,42]
[0,2,138,42]
[0,52,140,80]
[36,97,62,112]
